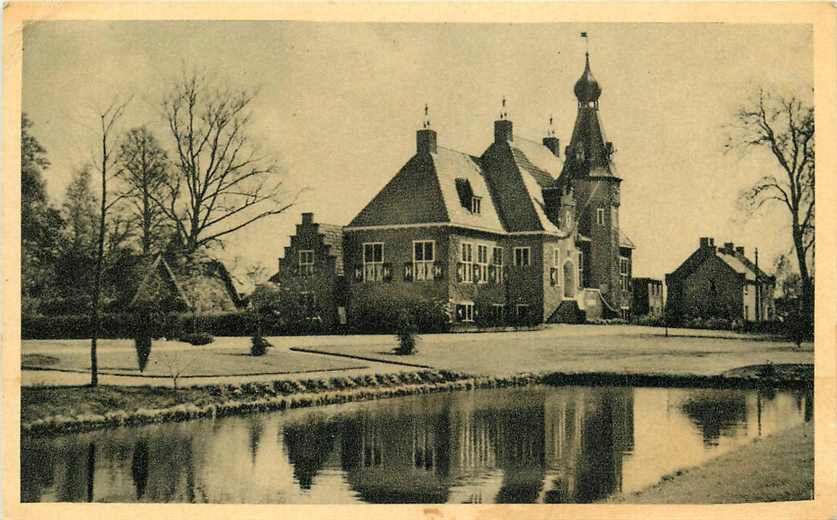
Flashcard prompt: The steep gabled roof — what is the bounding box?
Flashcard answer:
[432,147,505,233]
[509,136,564,188]
[348,154,449,227]
[476,137,566,234]
[347,147,505,234]
[667,245,773,283]
[130,254,191,309]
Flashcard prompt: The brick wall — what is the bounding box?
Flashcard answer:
[679,255,744,320]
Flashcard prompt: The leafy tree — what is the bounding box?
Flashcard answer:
[726,88,814,335]
[45,166,100,314]
[155,71,293,254]
[21,114,63,315]
[62,166,99,251]
[118,126,172,255]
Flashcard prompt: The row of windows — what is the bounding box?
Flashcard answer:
[454,302,529,323]
[300,242,585,285]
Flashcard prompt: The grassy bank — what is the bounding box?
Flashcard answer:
[22,370,545,436]
[21,363,811,437]
[609,422,814,503]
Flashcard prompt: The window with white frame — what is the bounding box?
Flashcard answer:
[460,242,473,283]
[492,246,503,283]
[298,250,314,275]
[471,196,482,214]
[596,208,605,226]
[456,302,475,322]
[514,247,531,267]
[363,243,384,281]
[619,256,630,291]
[413,240,435,281]
[491,304,505,323]
[550,248,561,286]
[476,244,489,283]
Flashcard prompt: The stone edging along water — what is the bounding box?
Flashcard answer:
[22,367,812,437]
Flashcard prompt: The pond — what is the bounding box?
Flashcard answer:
[21,385,812,504]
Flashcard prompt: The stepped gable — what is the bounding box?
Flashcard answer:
[318,223,345,276]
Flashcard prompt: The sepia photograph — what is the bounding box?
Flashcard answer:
[3,3,835,517]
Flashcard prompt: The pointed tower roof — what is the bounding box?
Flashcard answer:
[557,53,619,183]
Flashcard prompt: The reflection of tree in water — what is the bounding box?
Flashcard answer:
[131,439,149,499]
[247,418,264,466]
[282,420,337,490]
[680,390,748,446]
[494,400,546,503]
[543,387,634,504]
[131,432,196,502]
[793,387,814,423]
[338,408,453,503]
[20,443,56,502]
[51,442,91,501]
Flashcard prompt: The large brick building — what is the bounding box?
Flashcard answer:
[276,54,635,326]
[665,237,776,323]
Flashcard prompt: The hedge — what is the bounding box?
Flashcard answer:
[22,311,298,340]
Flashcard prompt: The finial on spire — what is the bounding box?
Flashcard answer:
[547,114,555,137]
[422,103,431,129]
[500,96,509,120]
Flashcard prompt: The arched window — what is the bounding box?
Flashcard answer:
[563,260,576,299]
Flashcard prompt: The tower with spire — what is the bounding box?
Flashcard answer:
[555,49,633,316]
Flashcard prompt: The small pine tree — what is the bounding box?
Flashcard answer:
[394,310,419,355]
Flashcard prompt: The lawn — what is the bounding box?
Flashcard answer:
[22,339,365,377]
[610,422,814,503]
[289,327,813,377]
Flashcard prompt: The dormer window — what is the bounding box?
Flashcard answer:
[471,196,482,214]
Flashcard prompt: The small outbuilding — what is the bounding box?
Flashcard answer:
[665,238,775,323]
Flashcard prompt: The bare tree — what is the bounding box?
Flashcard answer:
[157,71,293,254]
[118,126,171,255]
[89,98,131,386]
[726,88,814,327]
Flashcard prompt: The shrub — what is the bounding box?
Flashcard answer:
[178,332,215,345]
[250,335,272,356]
[394,310,419,355]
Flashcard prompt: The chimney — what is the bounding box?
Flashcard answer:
[543,136,560,157]
[699,237,716,252]
[723,242,735,254]
[735,246,745,256]
[301,212,314,225]
[417,128,437,155]
[495,120,513,143]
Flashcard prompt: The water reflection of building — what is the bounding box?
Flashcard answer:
[296,388,633,504]
[540,387,634,503]
[20,385,812,504]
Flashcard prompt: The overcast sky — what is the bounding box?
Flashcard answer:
[22,21,812,280]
